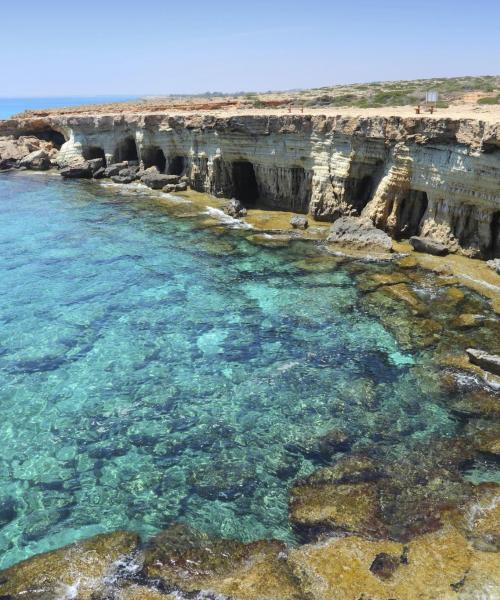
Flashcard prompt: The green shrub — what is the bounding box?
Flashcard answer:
[477,95,500,105]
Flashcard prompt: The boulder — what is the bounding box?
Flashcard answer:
[163,182,188,193]
[223,198,247,218]
[19,149,51,170]
[93,167,106,179]
[466,348,500,376]
[118,167,139,180]
[104,161,129,177]
[0,157,17,170]
[409,236,449,256]
[141,173,180,189]
[140,165,159,177]
[327,217,392,252]
[60,163,92,179]
[111,175,135,184]
[86,157,105,175]
[0,135,50,162]
[290,215,309,229]
[486,258,500,275]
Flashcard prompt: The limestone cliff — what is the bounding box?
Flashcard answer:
[1,112,499,258]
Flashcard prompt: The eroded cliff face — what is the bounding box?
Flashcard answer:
[1,112,499,257]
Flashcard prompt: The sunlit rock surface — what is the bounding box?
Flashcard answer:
[1,112,499,257]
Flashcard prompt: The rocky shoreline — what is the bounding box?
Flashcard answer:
[0,112,499,598]
[1,111,499,260]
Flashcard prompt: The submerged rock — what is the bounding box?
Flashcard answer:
[0,530,139,599]
[223,197,248,218]
[289,479,386,539]
[327,217,393,252]
[452,313,486,329]
[409,236,449,256]
[465,418,500,457]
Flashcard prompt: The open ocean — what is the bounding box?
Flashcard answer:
[0,96,137,119]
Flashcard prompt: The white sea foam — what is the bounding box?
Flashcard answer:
[204,206,253,229]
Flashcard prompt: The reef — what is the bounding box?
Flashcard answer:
[0,111,499,259]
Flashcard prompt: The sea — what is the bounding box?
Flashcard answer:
[0,96,138,120]
[0,171,497,569]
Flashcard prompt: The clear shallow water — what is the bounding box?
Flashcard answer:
[0,96,137,119]
[0,173,471,567]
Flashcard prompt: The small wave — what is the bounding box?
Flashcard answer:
[99,181,152,194]
[204,206,253,229]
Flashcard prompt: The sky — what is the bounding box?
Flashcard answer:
[1,0,499,97]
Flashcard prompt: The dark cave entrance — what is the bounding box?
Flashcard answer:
[113,137,139,163]
[83,146,106,163]
[232,161,259,206]
[490,211,500,258]
[24,127,66,149]
[352,175,374,214]
[142,146,166,172]
[168,156,185,176]
[396,190,428,238]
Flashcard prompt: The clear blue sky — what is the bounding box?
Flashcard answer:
[1,0,499,97]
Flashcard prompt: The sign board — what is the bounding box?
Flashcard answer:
[426,91,439,103]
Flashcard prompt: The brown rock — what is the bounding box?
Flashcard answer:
[466,348,500,376]
[289,480,386,538]
[288,526,499,600]
[142,524,302,599]
[452,313,486,329]
[0,530,139,600]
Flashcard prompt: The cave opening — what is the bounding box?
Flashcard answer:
[490,211,500,258]
[232,161,259,206]
[352,175,374,214]
[142,146,166,173]
[396,190,428,238]
[168,156,185,176]
[83,146,106,163]
[113,137,139,163]
[24,128,66,149]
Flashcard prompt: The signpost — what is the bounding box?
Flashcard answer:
[425,90,438,113]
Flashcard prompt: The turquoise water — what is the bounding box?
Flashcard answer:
[0,173,465,568]
[0,96,137,119]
